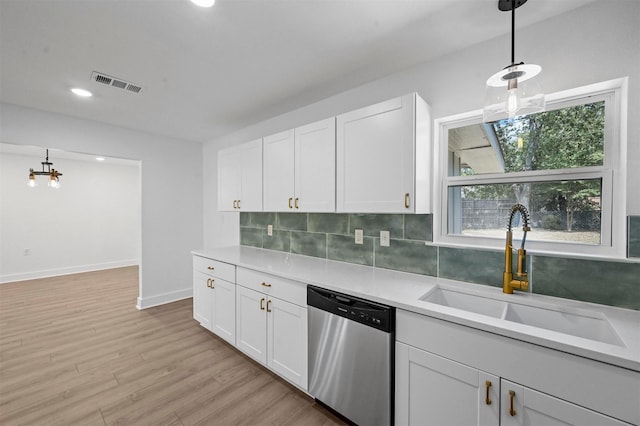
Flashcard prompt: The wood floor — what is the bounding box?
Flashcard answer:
[0,267,346,425]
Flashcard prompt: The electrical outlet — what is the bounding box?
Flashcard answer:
[267,225,273,236]
[380,231,390,247]
[354,229,364,244]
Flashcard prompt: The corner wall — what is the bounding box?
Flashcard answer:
[0,104,203,309]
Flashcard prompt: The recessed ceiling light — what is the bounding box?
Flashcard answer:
[96,157,105,162]
[190,0,215,7]
[71,88,93,97]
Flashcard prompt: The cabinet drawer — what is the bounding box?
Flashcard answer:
[193,255,235,281]
[236,267,306,307]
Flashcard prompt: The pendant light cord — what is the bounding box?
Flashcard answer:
[511,0,515,65]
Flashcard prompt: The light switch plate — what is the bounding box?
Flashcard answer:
[355,229,364,244]
[267,225,273,236]
[380,231,390,247]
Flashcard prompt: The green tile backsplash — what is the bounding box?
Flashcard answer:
[629,216,640,258]
[375,239,437,276]
[532,256,640,310]
[239,212,640,310]
[439,247,504,288]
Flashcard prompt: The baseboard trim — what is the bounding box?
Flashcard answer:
[136,287,193,310]
[0,260,140,284]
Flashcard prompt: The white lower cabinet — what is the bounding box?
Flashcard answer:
[396,309,636,426]
[235,284,308,390]
[193,270,214,331]
[396,342,499,426]
[236,285,268,362]
[396,343,628,426]
[210,278,236,344]
[500,380,628,426]
[192,256,236,345]
[193,271,236,345]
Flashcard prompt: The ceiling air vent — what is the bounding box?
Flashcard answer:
[90,71,144,94]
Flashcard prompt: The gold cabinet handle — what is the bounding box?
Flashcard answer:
[237,199,241,209]
[288,197,293,209]
[207,266,215,270]
[404,193,410,209]
[261,282,272,288]
[234,200,239,209]
[509,390,516,416]
[294,197,299,209]
[207,278,215,288]
[266,299,272,313]
[259,297,265,310]
[485,381,492,405]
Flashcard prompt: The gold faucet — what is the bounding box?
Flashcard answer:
[503,204,531,294]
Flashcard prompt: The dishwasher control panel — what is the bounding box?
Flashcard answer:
[307,285,394,333]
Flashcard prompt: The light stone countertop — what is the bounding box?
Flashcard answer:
[192,246,640,372]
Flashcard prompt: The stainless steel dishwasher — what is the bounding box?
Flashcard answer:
[307,285,395,426]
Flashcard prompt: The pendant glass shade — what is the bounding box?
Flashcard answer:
[28,171,37,187]
[483,0,545,122]
[484,63,544,122]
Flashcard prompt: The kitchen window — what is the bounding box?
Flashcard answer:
[434,78,628,257]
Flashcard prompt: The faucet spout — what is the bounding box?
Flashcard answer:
[503,204,531,294]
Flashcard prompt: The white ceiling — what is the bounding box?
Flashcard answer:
[0,0,597,143]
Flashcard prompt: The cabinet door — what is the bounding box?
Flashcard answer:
[218,146,242,212]
[193,271,214,331]
[235,286,267,364]
[337,94,415,213]
[395,342,499,426]
[212,278,236,345]
[295,118,336,212]
[500,380,628,426]
[239,139,263,211]
[267,297,308,390]
[263,129,295,212]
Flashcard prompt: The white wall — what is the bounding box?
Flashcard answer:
[0,151,140,282]
[0,105,203,308]
[204,0,640,249]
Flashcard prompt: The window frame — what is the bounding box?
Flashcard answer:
[433,78,628,258]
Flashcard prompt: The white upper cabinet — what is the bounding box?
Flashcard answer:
[294,118,336,212]
[218,139,263,212]
[263,118,336,212]
[263,129,295,212]
[336,93,431,213]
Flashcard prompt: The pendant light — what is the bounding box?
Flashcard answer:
[483,0,545,122]
[28,149,62,189]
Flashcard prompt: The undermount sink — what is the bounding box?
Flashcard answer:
[419,288,507,319]
[419,286,625,347]
[503,303,625,346]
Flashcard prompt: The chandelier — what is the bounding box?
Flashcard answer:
[28,149,63,188]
